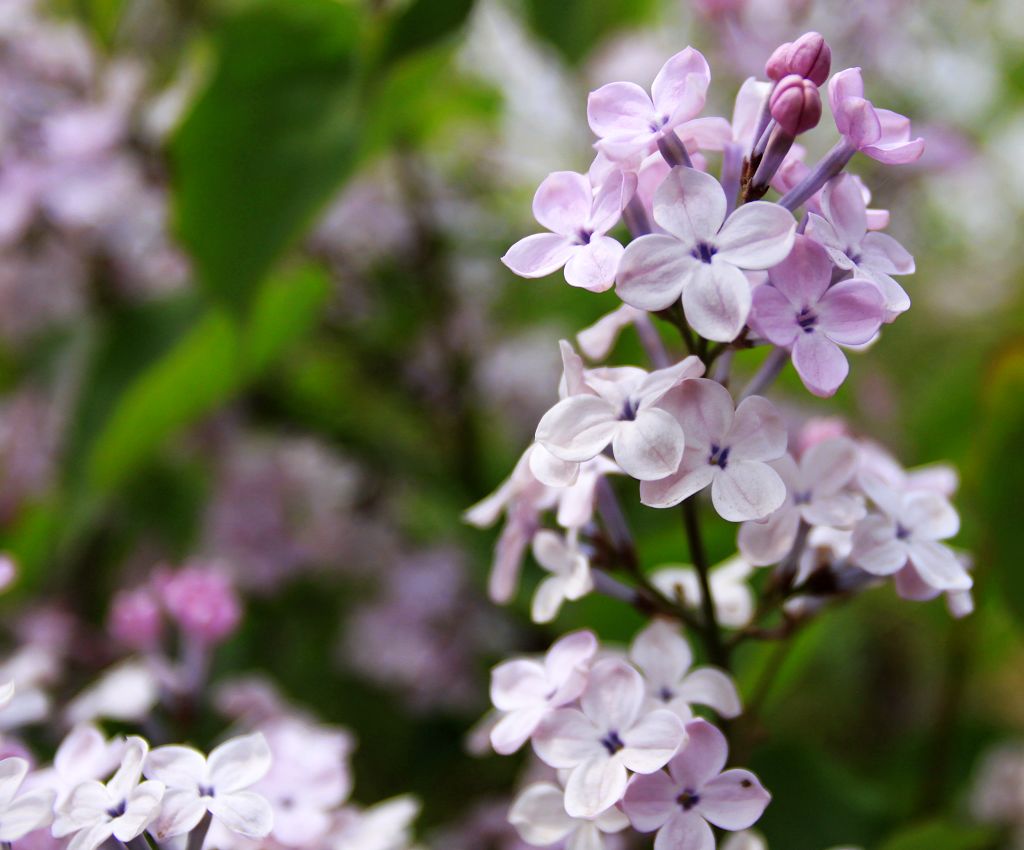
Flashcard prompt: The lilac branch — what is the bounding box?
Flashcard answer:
[740,347,789,399]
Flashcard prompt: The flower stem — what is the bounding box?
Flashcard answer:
[186,812,212,850]
[657,131,693,169]
[740,347,789,399]
[681,498,729,669]
[777,137,856,211]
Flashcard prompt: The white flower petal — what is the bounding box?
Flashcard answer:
[536,396,619,463]
[712,461,786,522]
[714,203,796,269]
[652,167,726,245]
[612,408,685,481]
[208,790,274,838]
[508,783,576,845]
[616,234,696,312]
[564,757,628,819]
[682,261,752,343]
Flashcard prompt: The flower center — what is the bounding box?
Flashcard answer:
[846,247,862,264]
[106,800,127,819]
[794,489,812,505]
[648,114,670,133]
[708,443,730,469]
[600,730,625,755]
[691,242,717,264]
[797,306,818,333]
[199,784,216,798]
[619,398,639,421]
[677,789,701,810]
[895,523,911,541]
[658,685,675,702]
[576,228,593,245]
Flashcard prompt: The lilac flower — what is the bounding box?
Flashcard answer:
[651,558,755,629]
[640,379,787,520]
[765,32,831,86]
[333,795,420,850]
[535,354,704,480]
[33,724,123,806]
[144,733,273,840]
[616,167,796,342]
[629,620,741,720]
[53,738,163,850]
[622,719,770,850]
[156,563,241,645]
[588,48,713,165]
[530,531,592,623]
[509,781,628,849]
[750,235,886,397]
[739,438,865,566]
[828,68,925,165]
[850,475,971,595]
[0,758,55,842]
[805,174,915,319]
[768,74,821,136]
[107,587,162,650]
[532,658,685,817]
[489,630,597,755]
[577,304,646,361]
[502,170,631,292]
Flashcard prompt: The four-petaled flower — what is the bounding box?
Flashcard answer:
[535,353,705,481]
[509,781,629,850]
[616,167,796,342]
[588,48,713,166]
[533,658,685,818]
[144,733,273,840]
[52,737,163,850]
[489,630,597,756]
[739,437,865,566]
[750,235,885,397]
[641,379,788,520]
[805,174,915,319]
[530,531,593,624]
[828,67,925,165]
[502,170,631,292]
[630,620,741,720]
[622,718,771,850]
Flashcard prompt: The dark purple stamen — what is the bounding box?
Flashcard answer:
[106,800,126,819]
[576,228,593,245]
[677,789,701,810]
[620,398,638,421]
[794,490,811,505]
[797,306,818,333]
[658,686,675,702]
[691,242,718,264]
[199,784,216,798]
[708,444,730,469]
[600,731,625,755]
[895,523,911,540]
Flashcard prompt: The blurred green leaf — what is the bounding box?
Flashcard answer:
[523,0,658,64]
[380,0,476,66]
[878,819,996,850]
[173,0,364,311]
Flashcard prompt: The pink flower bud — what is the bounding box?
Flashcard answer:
[765,32,831,87]
[769,75,822,136]
[158,563,241,644]
[109,587,163,649]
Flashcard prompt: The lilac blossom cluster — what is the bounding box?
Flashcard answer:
[469,32,969,850]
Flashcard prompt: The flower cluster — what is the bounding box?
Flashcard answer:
[472,30,969,850]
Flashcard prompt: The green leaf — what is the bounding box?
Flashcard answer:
[172,0,364,311]
[522,0,658,64]
[878,819,996,850]
[380,0,476,66]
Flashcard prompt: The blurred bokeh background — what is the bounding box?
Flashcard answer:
[0,0,1022,848]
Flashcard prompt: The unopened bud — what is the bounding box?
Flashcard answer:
[766,32,831,87]
[769,74,822,136]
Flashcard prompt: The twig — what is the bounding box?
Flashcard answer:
[681,498,729,669]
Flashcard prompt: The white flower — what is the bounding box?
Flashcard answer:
[509,781,628,849]
[0,757,55,842]
[53,737,163,850]
[31,724,124,805]
[651,557,755,629]
[144,733,273,840]
[65,660,159,725]
[530,531,593,623]
[332,795,420,850]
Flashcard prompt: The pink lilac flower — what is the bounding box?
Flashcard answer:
[587,48,716,165]
[52,737,163,850]
[107,587,162,650]
[739,437,865,566]
[828,68,925,165]
[535,354,705,480]
[489,630,597,755]
[530,531,593,623]
[622,718,770,850]
[640,379,787,520]
[750,235,886,397]
[850,475,971,595]
[532,658,685,818]
[805,175,915,320]
[616,167,796,342]
[156,563,241,645]
[509,781,628,849]
[651,558,755,629]
[629,620,741,720]
[774,149,890,230]
[502,170,632,292]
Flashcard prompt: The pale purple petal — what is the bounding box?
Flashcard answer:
[893,562,942,602]
[682,262,752,343]
[677,669,742,718]
[828,68,865,120]
[652,48,711,125]
[906,541,972,591]
[801,492,865,528]
[820,175,867,248]
[533,709,603,768]
[714,203,796,269]
[536,396,618,463]
[727,396,788,462]
[902,491,960,540]
[622,771,678,831]
[564,237,623,292]
[750,284,799,347]
[509,783,576,845]
[530,444,581,488]
[792,332,849,398]
[860,231,915,275]
[491,706,548,755]
[588,82,655,138]
[630,620,693,689]
[150,789,206,839]
[208,790,273,838]
[545,630,599,689]
[0,789,55,841]
[816,279,885,345]
[581,659,645,732]
[616,234,696,311]
[801,438,858,495]
[837,97,881,148]
[738,507,800,566]
[765,234,831,304]
[490,659,549,711]
[620,709,686,773]
[590,170,634,235]
[850,516,907,575]
[502,233,576,278]
[698,769,771,830]
[144,746,206,789]
[0,759,27,808]
[641,456,716,509]
[712,461,786,522]
[651,168,725,245]
[656,379,732,451]
[533,171,592,237]
[654,812,715,850]
[564,756,629,819]
[862,270,910,318]
[677,117,733,151]
[804,214,854,270]
[636,355,706,407]
[668,719,728,788]
[489,519,530,603]
[612,408,685,481]
[208,734,271,793]
[577,305,645,361]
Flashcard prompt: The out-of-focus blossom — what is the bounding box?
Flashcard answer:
[332,795,420,850]
[108,587,163,650]
[509,781,628,849]
[651,557,756,628]
[156,563,241,645]
[30,724,123,806]
[0,758,55,842]
[529,531,592,623]
[65,661,159,725]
